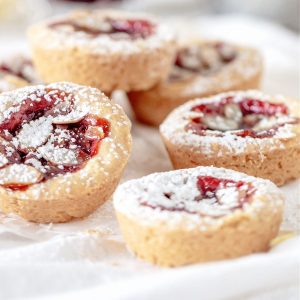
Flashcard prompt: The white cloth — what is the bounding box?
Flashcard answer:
[0,15,299,300]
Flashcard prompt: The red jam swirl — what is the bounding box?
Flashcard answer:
[0,89,110,190]
[49,18,155,39]
[140,175,255,217]
[186,96,298,138]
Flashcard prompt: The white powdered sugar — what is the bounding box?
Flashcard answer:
[31,10,176,54]
[114,166,284,230]
[0,82,131,195]
[52,110,87,124]
[0,164,43,186]
[14,117,53,151]
[160,90,299,156]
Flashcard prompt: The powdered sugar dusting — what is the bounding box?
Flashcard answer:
[14,117,53,152]
[0,164,43,186]
[114,166,284,230]
[0,82,131,194]
[29,10,176,54]
[160,90,299,156]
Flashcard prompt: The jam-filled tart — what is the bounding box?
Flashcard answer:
[114,166,284,267]
[0,82,131,223]
[160,90,300,186]
[128,40,262,126]
[0,55,39,93]
[27,9,176,94]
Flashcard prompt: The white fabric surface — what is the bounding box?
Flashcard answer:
[0,15,299,300]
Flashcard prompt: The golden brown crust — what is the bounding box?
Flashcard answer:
[27,10,176,94]
[0,83,132,223]
[29,46,175,94]
[162,135,300,187]
[114,166,284,267]
[116,206,282,267]
[160,91,300,186]
[128,42,262,126]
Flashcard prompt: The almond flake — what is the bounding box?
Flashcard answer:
[52,110,86,125]
[15,117,53,152]
[38,145,80,166]
[85,126,104,139]
[0,164,43,186]
[224,103,242,123]
[203,115,239,131]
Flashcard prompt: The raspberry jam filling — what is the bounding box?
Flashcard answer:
[49,18,155,39]
[169,42,237,81]
[0,58,35,83]
[140,175,255,217]
[0,89,110,191]
[185,96,298,138]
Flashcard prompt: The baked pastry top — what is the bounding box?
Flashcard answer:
[160,90,300,153]
[145,41,261,96]
[0,82,130,192]
[114,166,283,229]
[169,41,237,81]
[29,10,175,54]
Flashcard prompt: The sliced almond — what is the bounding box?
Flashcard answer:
[24,153,48,174]
[45,102,71,118]
[85,126,104,139]
[38,145,80,166]
[15,117,53,153]
[252,116,280,131]
[0,164,43,186]
[224,103,242,123]
[203,115,239,131]
[52,110,86,125]
[77,18,113,33]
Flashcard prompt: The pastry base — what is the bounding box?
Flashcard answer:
[29,42,175,95]
[0,173,122,223]
[116,202,282,267]
[0,83,132,223]
[162,135,300,187]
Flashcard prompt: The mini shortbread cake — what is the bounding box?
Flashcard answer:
[28,10,176,94]
[114,166,284,267]
[128,41,262,126]
[0,55,39,93]
[0,82,131,223]
[160,91,300,186]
